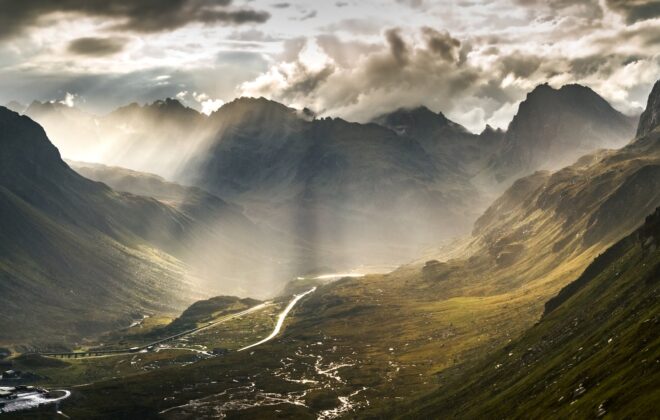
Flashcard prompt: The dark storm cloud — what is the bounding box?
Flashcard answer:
[385,28,409,65]
[68,37,128,56]
[0,0,270,40]
[606,0,660,23]
[498,53,542,78]
[421,27,461,62]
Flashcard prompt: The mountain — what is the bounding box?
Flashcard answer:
[23,101,102,164]
[408,205,659,418]
[23,85,636,270]
[0,107,199,347]
[50,81,660,419]
[69,161,245,220]
[373,106,504,176]
[637,80,660,138]
[489,84,637,183]
[188,97,480,265]
[4,101,25,114]
[0,106,315,348]
[399,79,660,419]
[25,99,209,180]
[68,161,318,298]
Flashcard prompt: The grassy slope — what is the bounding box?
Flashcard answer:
[407,208,660,419]
[0,186,193,347]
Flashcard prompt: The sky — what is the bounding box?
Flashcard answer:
[0,0,658,132]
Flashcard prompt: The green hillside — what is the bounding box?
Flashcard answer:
[407,206,660,419]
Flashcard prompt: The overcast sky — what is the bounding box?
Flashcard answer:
[0,0,658,131]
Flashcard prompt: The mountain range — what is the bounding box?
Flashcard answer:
[11,80,657,418]
[20,83,638,268]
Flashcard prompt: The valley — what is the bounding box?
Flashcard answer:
[0,63,658,419]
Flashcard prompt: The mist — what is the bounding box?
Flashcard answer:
[25,86,637,301]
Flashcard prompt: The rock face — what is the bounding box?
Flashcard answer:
[489,84,637,183]
[637,80,660,138]
[373,106,503,176]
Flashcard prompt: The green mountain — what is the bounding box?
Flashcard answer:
[408,207,659,418]
[68,160,322,299]
[402,79,660,419]
[0,107,304,349]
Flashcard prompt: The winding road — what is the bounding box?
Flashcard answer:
[36,302,272,359]
[239,287,317,352]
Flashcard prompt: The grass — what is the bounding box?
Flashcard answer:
[403,209,660,419]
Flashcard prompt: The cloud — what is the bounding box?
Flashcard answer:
[421,27,461,62]
[272,2,291,8]
[606,0,660,23]
[0,0,270,40]
[228,29,280,42]
[321,18,386,35]
[59,92,77,108]
[68,37,128,56]
[385,28,410,65]
[176,90,225,115]
[238,21,659,132]
[239,28,487,128]
[296,10,318,21]
[515,0,660,22]
[396,0,425,9]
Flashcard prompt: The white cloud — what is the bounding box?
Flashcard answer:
[58,92,77,107]
[200,98,224,115]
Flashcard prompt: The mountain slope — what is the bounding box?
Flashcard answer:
[69,161,319,298]
[396,79,660,419]
[0,107,201,347]
[23,85,636,270]
[408,206,660,419]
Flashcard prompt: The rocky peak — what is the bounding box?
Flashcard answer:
[0,106,67,179]
[636,80,660,137]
